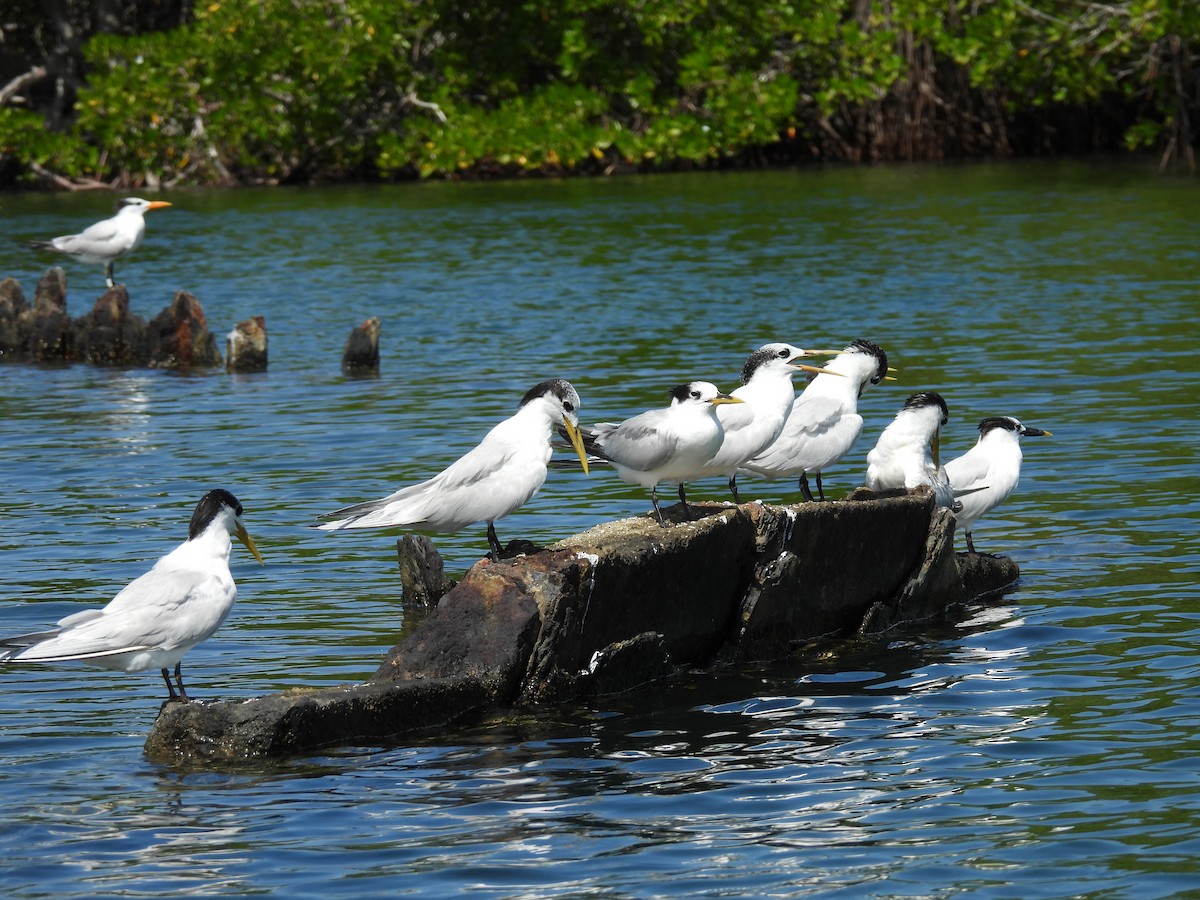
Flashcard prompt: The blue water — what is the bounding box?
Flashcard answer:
[1,160,1197,897]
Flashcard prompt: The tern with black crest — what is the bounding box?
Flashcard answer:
[865,391,959,510]
[0,489,263,702]
[945,416,1051,553]
[743,339,893,501]
[574,381,743,525]
[693,342,841,503]
[317,379,589,558]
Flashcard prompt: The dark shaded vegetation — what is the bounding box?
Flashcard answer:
[1,0,1196,189]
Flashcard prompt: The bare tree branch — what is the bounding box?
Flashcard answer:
[27,161,112,191]
[0,67,49,107]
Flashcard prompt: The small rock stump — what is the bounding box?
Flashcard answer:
[227,315,268,372]
[342,317,380,373]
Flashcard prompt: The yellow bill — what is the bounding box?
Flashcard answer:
[235,522,265,564]
[146,201,173,211]
[710,395,744,405]
[793,363,845,377]
[562,418,590,475]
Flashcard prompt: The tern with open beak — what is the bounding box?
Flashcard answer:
[693,343,842,503]
[743,339,895,501]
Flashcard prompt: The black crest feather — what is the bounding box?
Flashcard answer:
[520,379,575,408]
[848,338,888,383]
[189,489,242,540]
[903,391,949,424]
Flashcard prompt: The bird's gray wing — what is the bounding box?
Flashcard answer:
[785,395,844,439]
[0,610,104,655]
[598,416,681,472]
[7,568,213,663]
[944,452,992,493]
[72,219,122,244]
[319,477,436,520]
[0,628,67,651]
[318,439,520,525]
[0,614,154,663]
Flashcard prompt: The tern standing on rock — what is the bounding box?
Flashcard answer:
[575,381,743,526]
[945,416,1051,553]
[18,197,173,288]
[865,391,959,510]
[317,379,590,559]
[0,490,263,703]
[693,342,840,503]
[743,339,893,501]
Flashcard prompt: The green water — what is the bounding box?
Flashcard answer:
[0,158,1197,897]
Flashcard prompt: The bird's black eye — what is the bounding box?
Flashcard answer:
[777,348,789,358]
[690,390,701,399]
[562,401,575,412]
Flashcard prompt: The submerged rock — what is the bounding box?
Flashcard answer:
[342,317,380,373]
[226,315,268,372]
[144,677,492,765]
[144,490,1019,765]
[21,268,74,360]
[146,291,222,368]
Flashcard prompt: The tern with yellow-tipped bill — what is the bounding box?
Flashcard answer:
[317,379,590,559]
[0,489,263,703]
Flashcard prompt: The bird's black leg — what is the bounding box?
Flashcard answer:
[104,262,115,289]
[487,521,504,559]
[965,532,976,554]
[161,667,179,702]
[678,483,694,520]
[650,487,667,527]
[173,662,190,703]
[815,472,826,502]
[799,474,815,503]
[727,475,741,504]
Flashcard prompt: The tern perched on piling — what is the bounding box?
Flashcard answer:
[865,391,960,510]
[743,339,893,501]
[572,381,743,526]
[18,197,173,288]
[0,490,263,703]
[945,416,1051,553]
[317,379,590,559]
[693,343,840,503]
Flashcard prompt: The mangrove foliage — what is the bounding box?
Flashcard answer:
[1,0,1197,188]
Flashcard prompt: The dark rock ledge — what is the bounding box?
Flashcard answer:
[144,489,1019,765]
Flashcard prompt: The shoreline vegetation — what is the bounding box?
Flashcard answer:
[1,1,1196,191]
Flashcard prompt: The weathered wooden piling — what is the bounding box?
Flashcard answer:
[341,316,380,373]
[147,291,221,368]
[0,269,225,368]
[226,315,268,372]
